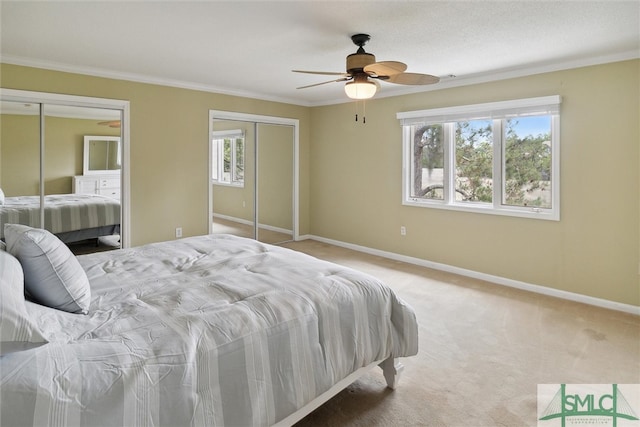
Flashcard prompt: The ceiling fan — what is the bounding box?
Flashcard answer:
[98,120,121,128]
[293,34,440,100]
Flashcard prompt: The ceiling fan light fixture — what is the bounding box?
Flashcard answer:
[344,79,377,100]
[293,33,439,101]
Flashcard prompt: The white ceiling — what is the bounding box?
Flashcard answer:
[1,1,638,107]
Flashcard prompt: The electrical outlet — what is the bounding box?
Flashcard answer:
[400,226,406,236]
[175,227,182,238]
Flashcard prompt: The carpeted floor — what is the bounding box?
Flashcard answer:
[66,234,639,425]
[278,239,640,427]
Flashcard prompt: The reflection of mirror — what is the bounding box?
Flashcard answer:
[257,123,294,244]
[84,136,121,175]
[0,100,41,198]
[0,100,42,227]
[210,120,256,240]
[209,110,298,245]
[1,89,129,253]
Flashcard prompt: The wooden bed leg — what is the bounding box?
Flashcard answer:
[379,357,404,390]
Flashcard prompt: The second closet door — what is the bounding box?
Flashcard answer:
[256,123,294,244]
[211,119,256,239]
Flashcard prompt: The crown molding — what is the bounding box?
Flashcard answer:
[2,49,638,108]
[0,55,309,106]
[316,49,639,106]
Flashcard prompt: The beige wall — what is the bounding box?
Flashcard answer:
[1,114,40,195]
[309,60,639,307]
[1,114,118,195]
[0,63,311,246]
[1,60,638,307]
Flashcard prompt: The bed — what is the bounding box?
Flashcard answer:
[0,193,120,243]
[0,227,418,426]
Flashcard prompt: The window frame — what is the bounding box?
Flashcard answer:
[398,96,561,221]
[211,129,245,188]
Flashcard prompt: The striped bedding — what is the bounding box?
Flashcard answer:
[0,234,418,426]
[0,194,120,240]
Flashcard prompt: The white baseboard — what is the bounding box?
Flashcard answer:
[213,213,253,227]
[213,213,292,235]
[298,234,640,316]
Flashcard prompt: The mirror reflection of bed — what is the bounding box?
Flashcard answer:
[0,101,122,255]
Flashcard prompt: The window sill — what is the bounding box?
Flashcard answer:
[402,198,559,221]
[212,181,244,189]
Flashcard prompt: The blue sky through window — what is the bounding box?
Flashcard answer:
[510,116,551,138]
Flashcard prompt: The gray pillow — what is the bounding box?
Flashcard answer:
[0,249,48,355]
[4,224,91,314]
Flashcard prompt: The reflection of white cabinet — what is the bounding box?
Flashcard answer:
[73,174,120,200]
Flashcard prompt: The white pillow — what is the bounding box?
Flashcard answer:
[4,224,91,314]
[0,250,48,355]
[0,187,4,205]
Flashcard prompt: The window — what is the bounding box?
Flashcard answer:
[211,130,245,187]
[398,96,560,220]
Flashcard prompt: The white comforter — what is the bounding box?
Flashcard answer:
[0,234,418,426]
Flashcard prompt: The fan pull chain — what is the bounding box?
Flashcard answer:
[363,101,366,124]
[354,100,367,124]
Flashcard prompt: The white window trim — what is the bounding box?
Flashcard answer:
[398,96,561,221]
[211,129,245,188]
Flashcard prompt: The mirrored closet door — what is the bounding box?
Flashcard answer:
[209,111,298,245]
[0,100,42,230]
[0,89,130,252]
[256,123,294,244]
[210,119,256,240]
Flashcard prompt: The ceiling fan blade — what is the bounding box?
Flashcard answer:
[296,78,349,89]
[386,72,440,85]
[364,61,407,77]
[292,70,349,76]
[98,120,121,128]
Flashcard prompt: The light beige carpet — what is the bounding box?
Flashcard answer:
[278,239,640,427]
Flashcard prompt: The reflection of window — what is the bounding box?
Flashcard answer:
[398,96,560,220]
[212,130,244,187]
[115,140,121,167]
